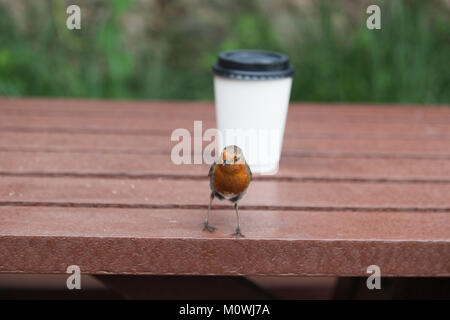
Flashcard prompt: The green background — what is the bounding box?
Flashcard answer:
[0,0,449,103]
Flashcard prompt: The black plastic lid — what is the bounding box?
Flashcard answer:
[212,50,294,80]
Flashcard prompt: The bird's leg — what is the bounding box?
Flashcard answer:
[231,202,245,237]
[203,192,216,232]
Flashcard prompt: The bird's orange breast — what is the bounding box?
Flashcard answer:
[213,164,250,196]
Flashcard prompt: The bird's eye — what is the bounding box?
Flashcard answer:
[235,156,240,162]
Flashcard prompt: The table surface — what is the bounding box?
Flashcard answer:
[0,98,449,276]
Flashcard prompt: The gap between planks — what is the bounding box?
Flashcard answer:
[1,126,450,141]
[1,171,450,184]
[0,146,450,160]
[1,146,450,160]
[1,201,450,213]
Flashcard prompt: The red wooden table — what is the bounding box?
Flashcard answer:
[0,98,449,277]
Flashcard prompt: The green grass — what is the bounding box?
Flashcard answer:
[0,0,448,103]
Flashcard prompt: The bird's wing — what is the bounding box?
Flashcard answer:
[208,162,217,193]
[245,163,253,182]
[208,162,216,178]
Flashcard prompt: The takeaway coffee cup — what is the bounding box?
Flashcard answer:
[212,50,294,174]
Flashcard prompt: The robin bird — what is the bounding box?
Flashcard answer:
[203,145,252,237]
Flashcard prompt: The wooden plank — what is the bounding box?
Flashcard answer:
[0,132,170,152]
[1,114,450,138]
[1,98,449,123]
[0,206,448,276]
[1,151,449,180]
[0,100,449,138]
[1,132,449,157]
[1,176,449,209]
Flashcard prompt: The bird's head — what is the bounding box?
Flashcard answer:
[218,145,246,166]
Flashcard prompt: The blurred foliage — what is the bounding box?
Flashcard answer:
[0,0,449,103]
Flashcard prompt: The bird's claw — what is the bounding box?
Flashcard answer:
[203,221,216,232]
[231,228,245,238]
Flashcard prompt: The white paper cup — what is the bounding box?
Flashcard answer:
[212,50,294,174]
